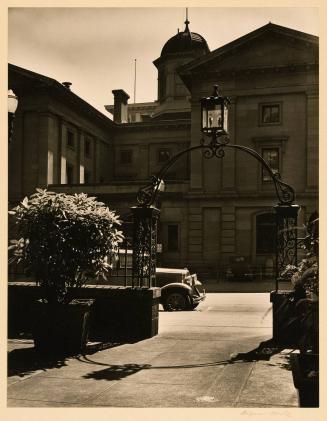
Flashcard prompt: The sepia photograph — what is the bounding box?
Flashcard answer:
[6,4,319,411]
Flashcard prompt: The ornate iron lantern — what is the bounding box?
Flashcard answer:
[200,85,230,135]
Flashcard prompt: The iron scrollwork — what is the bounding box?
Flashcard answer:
[132,207,159,288]
[270,173,295,206]
[274,205,300,284]
[136,175,162,207]
[200,133,229,159]
[228,144,295,206]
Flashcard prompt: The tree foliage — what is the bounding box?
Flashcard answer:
[9,189,124,303]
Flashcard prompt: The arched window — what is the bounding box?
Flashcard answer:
[256,213,276,254]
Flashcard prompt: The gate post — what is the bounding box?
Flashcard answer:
[131,206,160,288]
[274,204,301,289]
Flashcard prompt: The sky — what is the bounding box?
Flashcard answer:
[8,7,319,117]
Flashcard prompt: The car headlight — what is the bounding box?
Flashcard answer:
[185,277,193,286]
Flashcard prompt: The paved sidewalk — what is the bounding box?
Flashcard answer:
[7,293,298,408]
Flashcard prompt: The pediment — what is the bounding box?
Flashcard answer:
[179,23,318,78]
[205,33,317,73]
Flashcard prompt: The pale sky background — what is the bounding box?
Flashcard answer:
[8,7,319,117]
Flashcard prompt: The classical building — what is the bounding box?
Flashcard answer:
[8,20,318,278]
[8,64,116,204]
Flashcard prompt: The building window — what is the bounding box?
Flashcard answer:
[84,170,91,184]
[67,130,75,149]
[262,148,280,182]
[256,213,276,254]
[66,163,74,184]
[158,148,171,163]
[85,138,91,157]
[259,103,281,125]
[120,150,133,164]
[167,224,179,252]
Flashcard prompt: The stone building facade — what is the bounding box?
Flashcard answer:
[8,21,318,278]
[8,64,116,204]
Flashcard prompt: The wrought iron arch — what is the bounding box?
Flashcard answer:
[132,133,299,289]
[136,135,295,208]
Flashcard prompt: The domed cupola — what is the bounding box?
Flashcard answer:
[160,18,209,58]
[153,17,210,114]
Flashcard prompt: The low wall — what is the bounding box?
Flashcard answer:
[270,290,297,348]
[8,282,161,342]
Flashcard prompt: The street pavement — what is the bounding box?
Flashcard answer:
[202,279,292,293]
[7,293,298,408]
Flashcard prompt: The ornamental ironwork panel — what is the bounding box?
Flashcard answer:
[131,206,160,288]
[274,205,300,288]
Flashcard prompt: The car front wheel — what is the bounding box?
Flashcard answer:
[162,291,191,311]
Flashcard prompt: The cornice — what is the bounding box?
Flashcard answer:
[113,119,191,133]
[190,62,318,81]
[9,63,116,132]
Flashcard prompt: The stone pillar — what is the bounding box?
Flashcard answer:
[93,138,100,182]
[187,206,203,268]
[76,128,82,183]
[79,131,85,183]
[8,111,23,202]
[222,96,236,191]
[306,91,318,190]
[274,204,301,288]
[37,112,51,187]
[190,99,203,190]
[221,207,236,263]
[131,206,160,288]
[59,121,66,184]
[139,145,149,179]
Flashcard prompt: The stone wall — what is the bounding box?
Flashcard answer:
[8,283,161,342]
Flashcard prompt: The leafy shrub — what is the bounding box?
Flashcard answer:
[281,215,319,298]
[9,189,124,303]
[281,214,319,353]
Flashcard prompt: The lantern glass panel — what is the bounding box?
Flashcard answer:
[202,105,208,131]
[208,105,223,129]
[223,105,228,132]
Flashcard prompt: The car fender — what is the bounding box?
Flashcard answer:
[160,283,193,295]
[194,279,203,287]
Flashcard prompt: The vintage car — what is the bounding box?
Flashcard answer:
[103,249,205,311]
[156,267,206,311]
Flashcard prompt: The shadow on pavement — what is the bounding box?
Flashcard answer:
[78,354,233,371]
[82,364,151,381]
[78,355,239,381]
[7,341,123,379]
[79,352,291,382]
[8,338,292,382]
[8,347,69,378]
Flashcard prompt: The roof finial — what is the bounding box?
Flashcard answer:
[184,7,190,32]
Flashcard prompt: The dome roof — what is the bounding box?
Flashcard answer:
[160,20,209,57]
